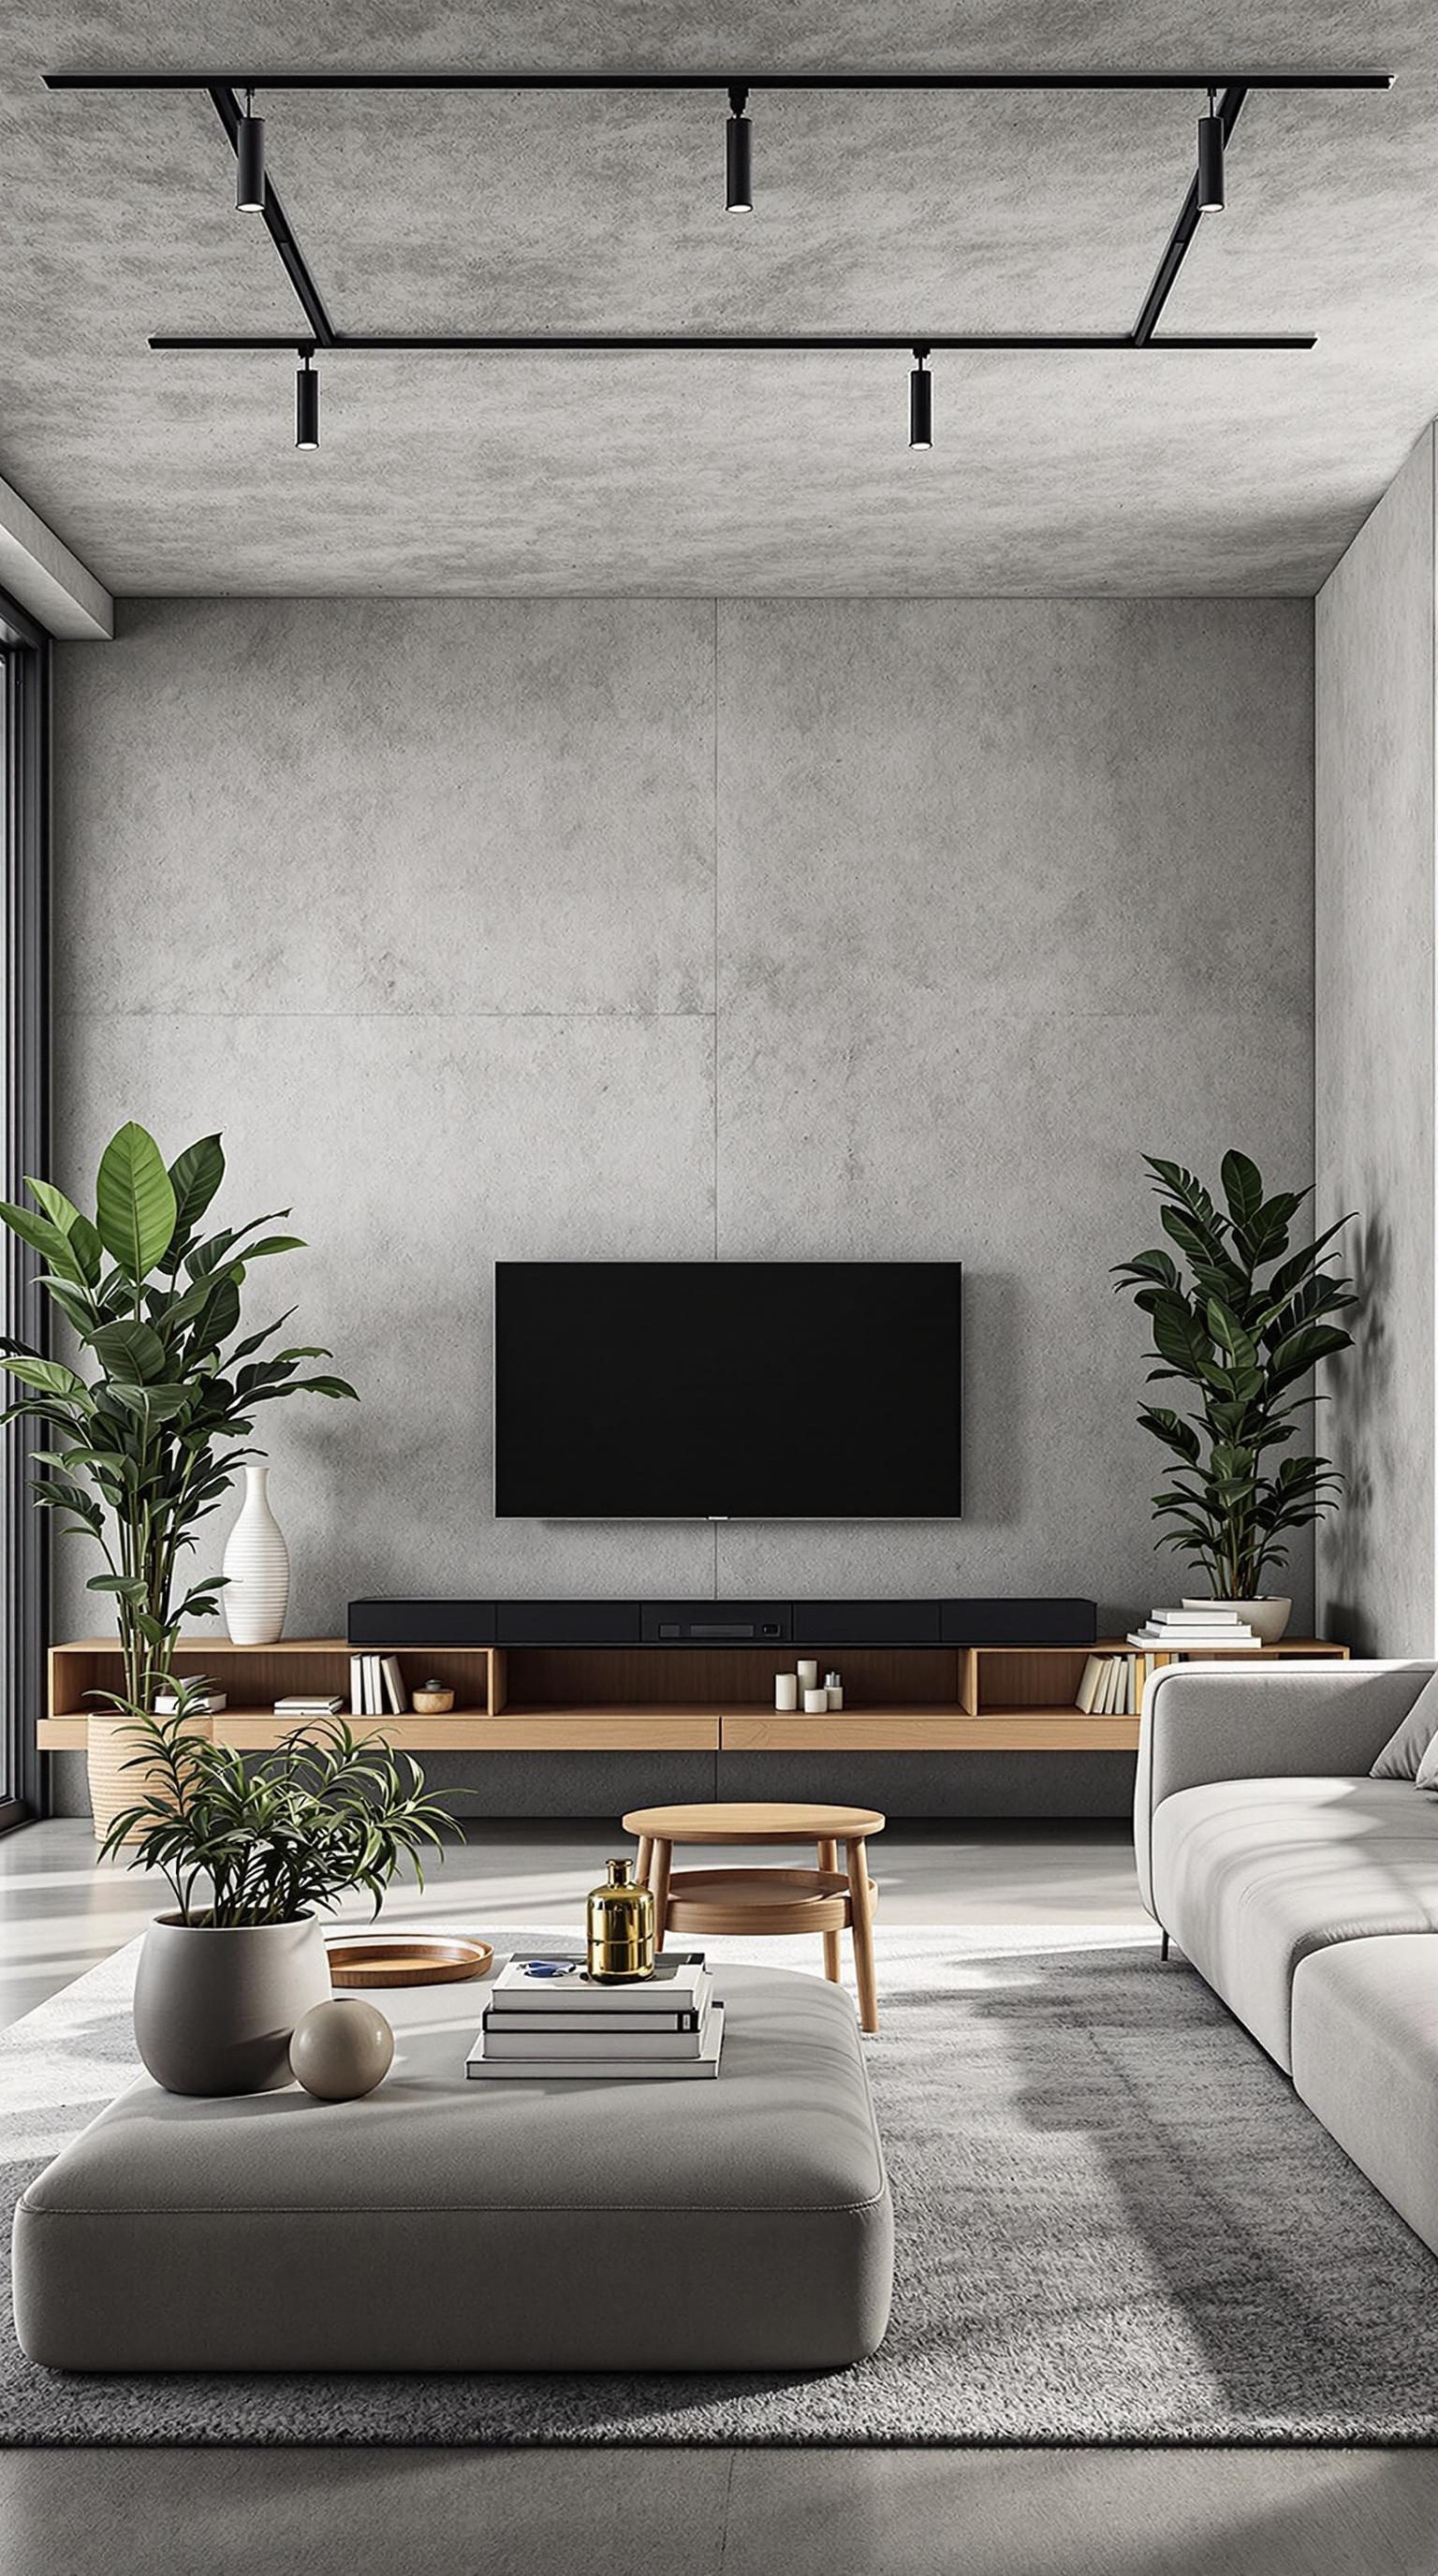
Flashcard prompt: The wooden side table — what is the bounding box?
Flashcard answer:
[622,1800,885,2034]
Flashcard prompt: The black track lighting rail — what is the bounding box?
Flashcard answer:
[204,85,336,348]
[1133,84,1246,343]
[44,63,1395,446]
[149,332,1319,354]
[44,69,1394,94]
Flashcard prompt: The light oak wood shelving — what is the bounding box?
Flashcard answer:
[38,1631,1350,1763]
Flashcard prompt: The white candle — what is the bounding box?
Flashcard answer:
[827,1683,844,1710]
[774,1674,799,1711]
[797,1660,819,1690]
[804,1686,829,1714]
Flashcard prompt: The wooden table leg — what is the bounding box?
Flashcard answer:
[650,1838,672,1949]
[816,1837,843,1987]
[845,1837,878,2034]
[635,1835,653,1892]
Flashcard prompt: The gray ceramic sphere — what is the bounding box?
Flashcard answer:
[288,1997,394,2100]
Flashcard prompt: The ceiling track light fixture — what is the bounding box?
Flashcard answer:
[909,346,932,448]
[1197,85,1225,212]
[726,83,752,212]
[44,64,1394,445]
[235,85,265,210]
[295,345,319,447]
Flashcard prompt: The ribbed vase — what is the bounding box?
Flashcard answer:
[222,1462,290,1647]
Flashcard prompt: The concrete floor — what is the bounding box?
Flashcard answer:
[4,1816,1438,2576]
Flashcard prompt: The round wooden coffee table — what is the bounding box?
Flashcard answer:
[622,1801,885,2033]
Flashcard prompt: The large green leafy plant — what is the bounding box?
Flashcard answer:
[0,1123,355,1710]
[99,1699,460,1925]
[1114,1154,1357,1600]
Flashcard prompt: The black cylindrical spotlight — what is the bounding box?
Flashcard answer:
[726,84,753,212]
[1197,87,1225,212]
[295,350,319,450]
[236,89,266,212]
[909,347,932,449]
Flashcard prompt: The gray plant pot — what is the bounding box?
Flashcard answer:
[133,1912,333,2097]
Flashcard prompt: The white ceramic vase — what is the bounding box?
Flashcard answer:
[222,1462,290,1646]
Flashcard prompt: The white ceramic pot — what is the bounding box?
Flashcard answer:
[1189,1596,1292,1647]
[223,1461,290,1646]
[133,1912,332,2096]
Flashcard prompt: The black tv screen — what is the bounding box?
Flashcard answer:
[493,1262,961,1519]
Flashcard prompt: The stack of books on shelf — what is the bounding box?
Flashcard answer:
[1124,1605,1261,1651]
[348,1652,409,1717]
[1075,1653,1136,1716]
[273,1692,345,1720]
[154,1676,226,1716]
[466,1952,725,2083]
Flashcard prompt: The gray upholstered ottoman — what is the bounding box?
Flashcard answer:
[13,1959,892,2372]
[1290,1932,1438,2261]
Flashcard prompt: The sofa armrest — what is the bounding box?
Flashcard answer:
[1133,1659,1434,1919]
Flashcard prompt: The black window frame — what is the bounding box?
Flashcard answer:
[0,586,51,1830]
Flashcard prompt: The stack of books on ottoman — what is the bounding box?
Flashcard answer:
[466,1953,725,2082]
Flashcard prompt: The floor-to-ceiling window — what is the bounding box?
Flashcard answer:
[0,589,50,1827]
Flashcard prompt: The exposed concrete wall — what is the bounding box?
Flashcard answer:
[50,596,1314,1805]
[1315,431,1437,1656]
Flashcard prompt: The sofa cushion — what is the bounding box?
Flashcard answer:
[1151,1775,1438,2071]
[1291,1934,1438,2260]
[1372,1670,1438,1779]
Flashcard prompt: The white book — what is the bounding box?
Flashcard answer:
[1075,1654,1104,1715]
[1108,1657,1126,1715]
[380,1654,408,1717]
[274,1695,345,1716]
[364,1653,383,1716]
[155,1689,226,1714]
[477,2001,714,2061]
[466,2002,725,2082]
[1156,1607,1253,1626]
[348,1653,363,1717]
[1126,1627,1256,1650]
[488,1953,710,2014]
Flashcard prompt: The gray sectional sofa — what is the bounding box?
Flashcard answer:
[1137,1659,1438,2257]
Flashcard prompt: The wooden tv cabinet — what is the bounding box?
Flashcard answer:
[39,1632,1349,1761]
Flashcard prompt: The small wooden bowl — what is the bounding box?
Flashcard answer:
[327,1936,493,1988]
[412,1687,455,1716]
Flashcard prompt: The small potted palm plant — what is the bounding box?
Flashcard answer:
[101,1687,463,2096]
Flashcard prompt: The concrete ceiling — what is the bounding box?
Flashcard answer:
[1,2,1434,597]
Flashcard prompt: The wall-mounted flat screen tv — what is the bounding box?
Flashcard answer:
[493,1261,961,1519]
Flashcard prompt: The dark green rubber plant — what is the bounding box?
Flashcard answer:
[1114,1153,1357,1599]
[0,1123,356,1711]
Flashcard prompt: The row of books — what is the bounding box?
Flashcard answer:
[1075,1654,1136,1716]
[465,1952,724,2082]
[349,1652,409,1718]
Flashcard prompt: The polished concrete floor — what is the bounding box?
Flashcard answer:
[4,1816,1438,2576]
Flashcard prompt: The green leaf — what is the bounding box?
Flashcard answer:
[26,1179,104,1287]
[1137,1406,1201,1465]
[0,1354,87,1402]
[0,1197,92,1289]
[167,1134,225,1249]
[293,1374,359,1400]
[87,1318,168,1383]
[1220,1151,1264,1229]
[234,1235,306,1262]
[95,1124,178,1281]
[1206,1297,1259,1374]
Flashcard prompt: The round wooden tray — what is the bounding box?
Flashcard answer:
[326,1936,494,1988]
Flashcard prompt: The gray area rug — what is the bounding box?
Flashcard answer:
[3,1920,1437,2446]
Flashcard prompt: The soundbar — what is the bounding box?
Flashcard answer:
[347,1597,1097,1648]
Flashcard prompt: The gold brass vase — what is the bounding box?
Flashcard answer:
[586,1856,656,1983]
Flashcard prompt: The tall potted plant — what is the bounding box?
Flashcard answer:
[0,1122,355,1823]
[101,1695,462,2094]
[1114,1153,1357,1638]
